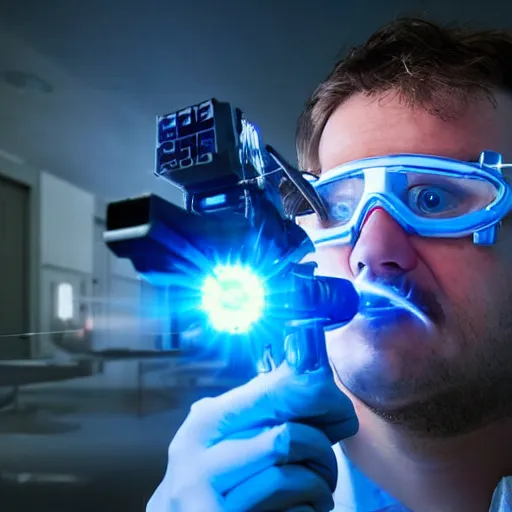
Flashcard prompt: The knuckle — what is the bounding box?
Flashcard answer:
[189,396,215,417]
[165,484,189,503]
[146,483,183,512]
[166,438,195,466]
[274,422,330,456]
[167,439,181,460]
[179,396,218,434]
[167,398,219,462]
[155,478,199,507]
[271,423,293,462]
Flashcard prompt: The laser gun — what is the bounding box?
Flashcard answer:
[103,99,359,373]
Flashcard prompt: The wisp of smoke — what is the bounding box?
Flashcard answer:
[354,268,436,330]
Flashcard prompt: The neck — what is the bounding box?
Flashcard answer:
[342,402,512,512]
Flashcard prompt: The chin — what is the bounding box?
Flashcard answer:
[325,309,442,406]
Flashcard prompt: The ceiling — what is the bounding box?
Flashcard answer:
[0,0,510,205]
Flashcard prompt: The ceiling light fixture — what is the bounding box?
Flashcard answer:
[1,70,53,94]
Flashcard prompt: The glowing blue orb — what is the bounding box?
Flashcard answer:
[201,265,265,333]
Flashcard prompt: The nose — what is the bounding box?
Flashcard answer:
[349,207,418,278]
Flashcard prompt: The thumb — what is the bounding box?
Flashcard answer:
[177,362,358,446]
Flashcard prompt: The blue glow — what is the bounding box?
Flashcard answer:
[354,268,434,330]
[201,265,265,334]
[203,194,227,207]
[357,280,431,327]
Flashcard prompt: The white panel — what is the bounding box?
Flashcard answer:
[40,172,94,273]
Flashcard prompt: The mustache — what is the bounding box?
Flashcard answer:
[356,273,445,324]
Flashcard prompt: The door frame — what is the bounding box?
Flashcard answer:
[0,157,41,358]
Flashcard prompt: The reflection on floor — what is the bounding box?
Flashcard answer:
[0,378,232,512]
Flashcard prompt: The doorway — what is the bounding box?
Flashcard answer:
[0,173,30,359]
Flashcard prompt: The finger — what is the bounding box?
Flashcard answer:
[205,422,337,494]
[175,362,358,446]
[224,464,334,512]
[146,479,225,512]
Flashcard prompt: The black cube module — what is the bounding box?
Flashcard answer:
[155,99,282,215]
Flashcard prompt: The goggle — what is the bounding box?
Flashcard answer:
[294,151,512,247]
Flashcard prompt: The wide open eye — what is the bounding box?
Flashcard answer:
[408,186,462,217]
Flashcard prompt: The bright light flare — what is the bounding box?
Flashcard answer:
[201,265,265,334]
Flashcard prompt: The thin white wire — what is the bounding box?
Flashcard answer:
[0,329,83,339]
[237,166,286,186]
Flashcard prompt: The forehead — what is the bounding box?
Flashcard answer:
[318,90,512,172]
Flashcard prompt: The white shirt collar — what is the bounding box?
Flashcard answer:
[332,443,512,512]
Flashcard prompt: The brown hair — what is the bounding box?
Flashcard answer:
[296,17,512,172]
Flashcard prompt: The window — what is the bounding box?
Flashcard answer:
[56,283,74,321]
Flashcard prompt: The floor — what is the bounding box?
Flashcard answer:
[0,379,231,512]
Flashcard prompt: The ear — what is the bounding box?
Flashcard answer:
[295,214,319,264]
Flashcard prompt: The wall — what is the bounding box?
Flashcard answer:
[40,172,94,274]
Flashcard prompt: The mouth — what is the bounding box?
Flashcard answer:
[356,280,435,326]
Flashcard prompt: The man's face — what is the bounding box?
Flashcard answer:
[311,90,512,435]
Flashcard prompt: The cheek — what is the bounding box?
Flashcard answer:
[412,238,503,326]
[308,247,353,278]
